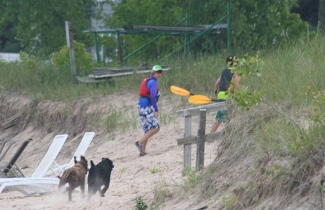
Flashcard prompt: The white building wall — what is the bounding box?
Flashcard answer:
[0,53,20,62]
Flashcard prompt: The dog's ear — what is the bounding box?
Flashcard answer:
[89,160,96,174]
[110,159,114,169]
[81,155,87,162]
[74,156,77,164]
[90,160,95,168]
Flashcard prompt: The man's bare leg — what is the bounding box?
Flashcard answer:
[210,121,221,133]
[139,128,159,152]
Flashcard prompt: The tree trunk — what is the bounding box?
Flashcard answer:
[319,0,325,32]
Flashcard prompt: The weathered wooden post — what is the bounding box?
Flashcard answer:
[196,109,206,171]
[183,111,192,175]
[65,21,77,79]
[176,102,226,175]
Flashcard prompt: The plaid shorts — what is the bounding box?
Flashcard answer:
[138,106,160,133]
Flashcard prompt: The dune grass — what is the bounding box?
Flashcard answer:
[0,35,324,103]
[195,36,324,209]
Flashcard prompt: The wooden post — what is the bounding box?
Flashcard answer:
[183,114,192,175]
[176,102,226,175]
[65,21,77,79]
[196,109,206,171]
[117,31,123,65]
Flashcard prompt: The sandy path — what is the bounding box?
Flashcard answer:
[0,94,221,210]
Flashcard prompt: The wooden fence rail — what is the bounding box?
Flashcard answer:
[176,102,225,174]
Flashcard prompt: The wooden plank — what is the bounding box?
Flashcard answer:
[76,76,112,83]
[177,132,223,145]
[206,131,224,142]
[93,69,115,75]
[196,109,206,171]
[89,68,171,79]
[177,102,225,117]
[89,71,133,78]
[93,65,156,74]
[93,67,135,74]
[177,136,197,145]
[0,113,22,130]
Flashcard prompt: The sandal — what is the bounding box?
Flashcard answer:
[135,141,142,152]
[139,152,148,157]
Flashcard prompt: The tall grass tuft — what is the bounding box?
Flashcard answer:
[260,35,325,105]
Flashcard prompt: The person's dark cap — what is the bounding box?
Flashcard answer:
[226,55,238,68]
[226,55,236,63]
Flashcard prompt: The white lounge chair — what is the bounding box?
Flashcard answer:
[0,134,68,194]
[46,132,95,176]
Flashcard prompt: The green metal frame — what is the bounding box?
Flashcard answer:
[161,15,227,61]
[227,0,232,54]
[85,0,232,64]
[122,17,188,61]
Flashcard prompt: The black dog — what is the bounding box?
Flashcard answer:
[88,157,114,198]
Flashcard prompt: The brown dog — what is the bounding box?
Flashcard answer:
[57,156,88,201]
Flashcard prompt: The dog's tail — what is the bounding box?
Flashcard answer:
[57,175,66,190]
[59,170,71,180]
[57,170,70,188]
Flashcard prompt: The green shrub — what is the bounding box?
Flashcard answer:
[150,167,160,174]
[52,41,93,76]
[134,196,148,210]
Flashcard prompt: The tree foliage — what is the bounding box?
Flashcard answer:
[231,0,307,51]
[0,1,21,52]
[0,0,96,56]
[0,0,310,59]
[103,0,308,59]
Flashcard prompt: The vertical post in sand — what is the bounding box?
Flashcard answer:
[65,21,77,79]
[196,109,206,172]
[183,114,192,176]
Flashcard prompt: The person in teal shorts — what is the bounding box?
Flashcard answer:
[210,55,240,133]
